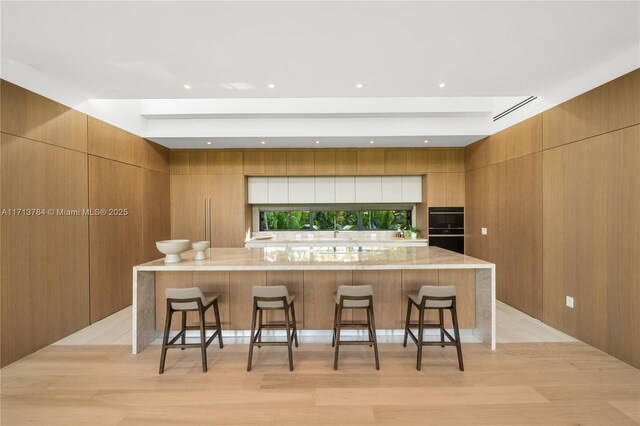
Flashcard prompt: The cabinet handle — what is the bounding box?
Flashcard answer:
[208,197,212,242]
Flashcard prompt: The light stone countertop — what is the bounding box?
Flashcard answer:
[135,246,493,271]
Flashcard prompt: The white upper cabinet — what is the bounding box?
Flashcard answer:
[315,177,336,203]
[355,176,382,203]
[247,175,420,204]
[247,177,269,203]
[288,177,315,203]
[335,176,356,203]
[267,177,289,203]
[382,176,403,202]
[401,176,422,202]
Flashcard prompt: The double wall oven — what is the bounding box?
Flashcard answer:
[428,207,464,254]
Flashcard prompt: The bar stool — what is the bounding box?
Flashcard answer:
[332,285,380,370]
[247,285,298,371]
[403,285,463,371]
[159,287,224,374]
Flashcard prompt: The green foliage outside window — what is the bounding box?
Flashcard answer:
[260,209,410,231]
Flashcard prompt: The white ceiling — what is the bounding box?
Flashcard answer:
[1,1,639,148]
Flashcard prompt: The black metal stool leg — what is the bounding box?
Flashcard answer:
[439,308,445,348]
[213,299,224,348]
[417,307,425,371]
[180,311,187,350]
[199,308,208,373]
[290,302,299,348]
[331,303,338,347]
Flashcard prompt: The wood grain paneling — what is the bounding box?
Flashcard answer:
[335,150,357,175]
[426,173,447,207]
[169,151,189,174]
[465,115,543,171]
[445,150,465,173]
[266,271,304,328]
[265,151,287,174]
[142,169,170,262]
[211,174,246,247]
[427,150,447,172]
[1,80,87,152]
[287,151,315,175]
[87,117,143,166]
[186,151,207,174]
[543,125,639,368]
[314,150,336,175]
[88,156,142,323]
[384,150,406,174]
[141,139,170,173]
[356,150,384,175]
[170,175,211,241]
[446,173,465,207]
[229,271,266,329]
[208,151,243,174]
[243,151,265,175]
[543,69,640,150]
[0,134,89,367]
[405,150,428,173]
[401,270,439,324]
[352,270,402,329]
[438,270,476,328]
[303,271,353,329]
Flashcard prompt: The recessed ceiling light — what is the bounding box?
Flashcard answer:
[439,83,446,88]
[206,141,212,145]
[369,140,374,144]
[268,83,275,89]
[424,139,429,144]
[184,84,191,90]
[315,140,320,144]
[356,83,363,89]
[261,140,266,145]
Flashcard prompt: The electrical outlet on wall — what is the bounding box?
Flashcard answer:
[566,296,574,308]
[481,227,488,235]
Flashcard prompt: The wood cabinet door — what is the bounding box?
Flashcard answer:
[170,175,212,242]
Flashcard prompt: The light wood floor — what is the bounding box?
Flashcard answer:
[2,341,638,425]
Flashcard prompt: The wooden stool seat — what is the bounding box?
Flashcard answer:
[247,286,299,371]
[159,287,224,374]
[332,285,380,370]
[403,285,464,371]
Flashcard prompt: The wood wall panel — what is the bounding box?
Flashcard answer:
[170,175,211,241]
[265,151,287,174]
[303,271,353,329]
[1,80,87,152]
[287,151,315,175]
[87,117,143,166]
[352,270,402,329]
[243,151,265,175]
[88,156,142,323]
[193,271,231,329]
[426,173,447,207]
[0,134,89,367]
[142,169,170,262]
[141,140,170,173]
[405,150,428,173]
[229,271,266,329]
[169,151,189,174]
[211,174,246,247]
[155,272,193,331]
[356,150,384,175]
[543,69,640,150]
[446,173,465,207]
[465,115,542,171]
[427,150,447,172]
[186,151,207,174]
[384,150,406,174]
[314,150,336,175]
[335,150,357,175]
[208,151,243,174]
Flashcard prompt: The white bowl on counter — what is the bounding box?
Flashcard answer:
[156,239,190,263]
[192,240,210,260]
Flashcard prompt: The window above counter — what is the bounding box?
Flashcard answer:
[258,207,412,231]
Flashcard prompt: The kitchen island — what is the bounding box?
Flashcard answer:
[132,246,495,354]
